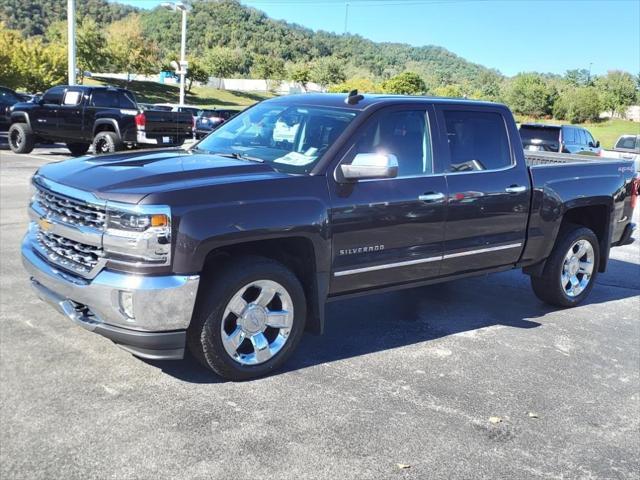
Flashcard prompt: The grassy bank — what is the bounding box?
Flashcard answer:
[516,117,639,149]
[85,76,272,108]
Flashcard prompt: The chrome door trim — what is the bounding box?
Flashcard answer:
[334,255,442,277]
[333,242,523,276]
[442,243,522,260]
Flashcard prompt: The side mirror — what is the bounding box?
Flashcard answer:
[596,140,600,148]
[341,153,398,181]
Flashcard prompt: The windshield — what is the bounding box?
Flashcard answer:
[195,103,357,173]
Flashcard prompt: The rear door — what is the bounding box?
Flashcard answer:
[57,88,86,140]
[435,105,529,276]
[329,105,448,294]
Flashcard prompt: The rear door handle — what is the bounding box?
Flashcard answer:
[418,192,445,202]
[505,185,526,194]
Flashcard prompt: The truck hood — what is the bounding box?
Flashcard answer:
[36,148,286,204]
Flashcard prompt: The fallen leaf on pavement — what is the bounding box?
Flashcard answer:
[489,416,502,424]
[397,463,411,469]
[528,412,539,419]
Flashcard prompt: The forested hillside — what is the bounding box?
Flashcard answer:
[0,0,136,36]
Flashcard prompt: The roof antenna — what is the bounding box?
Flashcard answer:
[345,89,364,105]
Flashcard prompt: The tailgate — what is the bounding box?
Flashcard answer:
[143,111,193,135]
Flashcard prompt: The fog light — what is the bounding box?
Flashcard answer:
[119,291,135,319]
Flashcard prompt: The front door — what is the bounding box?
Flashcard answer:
[329,106,447,294]
[434,106,529,275]
[31,86,65,138]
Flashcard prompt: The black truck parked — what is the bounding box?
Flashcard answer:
[8,85,193,155]
[22,93,638,380]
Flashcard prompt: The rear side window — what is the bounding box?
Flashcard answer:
[62,90,82,105]
[562,127,575,143]
[444,110,512,172]
[615,136,638,150]
[90,90,137,109]
[42,87,64,105]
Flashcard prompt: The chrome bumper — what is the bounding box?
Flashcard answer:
[21,234,200,359]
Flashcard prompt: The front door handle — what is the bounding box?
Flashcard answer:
[418,192,445,202]
[505,185,526,194]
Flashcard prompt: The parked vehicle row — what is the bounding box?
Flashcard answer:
[519,123,602,155]
[21,92,637,380]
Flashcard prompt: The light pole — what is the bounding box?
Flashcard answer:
[162,2,189,105]
[67,0,76,85]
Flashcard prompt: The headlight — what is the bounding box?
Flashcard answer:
[103,203,172,267]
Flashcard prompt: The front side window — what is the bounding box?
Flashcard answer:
[342,109,433,177]
[584,130,595,145]
[196,103,357,174]
[577,129,587,145]
[42,87,64,105]
[444,110,512,172]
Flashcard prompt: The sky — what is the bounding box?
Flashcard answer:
[118,0,640,77]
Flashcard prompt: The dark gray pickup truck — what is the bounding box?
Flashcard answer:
[21,93,638,380]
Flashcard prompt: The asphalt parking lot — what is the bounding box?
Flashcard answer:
[1,141,639,479]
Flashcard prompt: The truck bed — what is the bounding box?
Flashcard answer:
[524,150,620,167]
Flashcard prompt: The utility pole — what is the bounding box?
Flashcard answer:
[344,2,349,34]
[67,0,76,85]
[162,2,189,106]
[179,6,187,106]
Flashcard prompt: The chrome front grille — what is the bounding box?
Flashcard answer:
[35,187,106,229]
[36,230,104,276]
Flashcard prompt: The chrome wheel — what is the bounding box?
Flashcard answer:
[220,279,294,366]
[561,239,595,297]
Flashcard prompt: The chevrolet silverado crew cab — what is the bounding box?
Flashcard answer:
[22,93,638,380]
[8,85,193,156]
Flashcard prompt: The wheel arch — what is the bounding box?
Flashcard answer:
[525,201,612,276]
[10,112,31,129]
[197,236,327,335]
[93,119,121,139]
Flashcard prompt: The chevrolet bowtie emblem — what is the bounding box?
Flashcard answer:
[37,217,53,231]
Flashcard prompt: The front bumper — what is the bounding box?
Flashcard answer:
[22,235,200,360]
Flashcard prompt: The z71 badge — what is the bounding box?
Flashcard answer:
[339,245,385,255]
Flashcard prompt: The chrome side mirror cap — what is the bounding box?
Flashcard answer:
[341,153,398,181]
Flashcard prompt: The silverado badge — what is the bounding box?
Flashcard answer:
[38,217,53,231]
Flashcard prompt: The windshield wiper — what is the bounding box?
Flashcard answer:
[212,151,264,163]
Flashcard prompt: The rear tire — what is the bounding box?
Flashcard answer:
[8,123,35,154]
[187,256,307,381]
[531,225,600,307]
[92,131,123,154]
[66,142,90,156]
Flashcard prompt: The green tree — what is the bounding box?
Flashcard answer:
[505,73,554,118]
[47,18,111,84]
[565,68,592,87]
[204,47,242,78]
[595,70,637,117]
[328,78,380,93]
[11,37,66,92]
[0,25,21,88]
[432,84,464,98]
[185,56,209,93]
[289,63,311,91]
[310,57,346,90]
[553,87,602,123]
[382,72,427,95]
[106,14,159,82]
[252,55,285,92]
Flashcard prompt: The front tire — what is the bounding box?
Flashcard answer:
[92,131,123,154]
[8,123,35,153]
[531,225,600,307]
[66,142,90,156]
[187,256,307,381]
